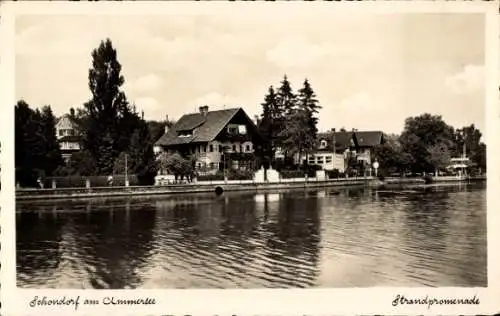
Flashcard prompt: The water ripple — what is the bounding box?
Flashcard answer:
[16,183,487,288]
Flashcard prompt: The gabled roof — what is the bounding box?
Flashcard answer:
[56,114,78,127]
[354,131,384,147]
[155,108,253,146]
[317,130,383,149]
[318,131,355,149]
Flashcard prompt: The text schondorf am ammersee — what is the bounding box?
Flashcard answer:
[29,295,156,310]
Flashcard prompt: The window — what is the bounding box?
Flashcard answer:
[209,144,214,152]
[317,156,324,164]
[326,156,332,163]
[309,156,315,163]
[59,130,63,136]
[320,140,327,148]
[227,125,238,134]
[246,144,251,152]
[232,144,236,152]
[178,130,193,137]
[238,125,247,135]
[227,124,247,135]
[219,145,223,152]
[202,145,206,153]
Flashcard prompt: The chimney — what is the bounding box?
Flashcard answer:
[331,128,336,132]
[165,115,169,133]
[199,105,209,116]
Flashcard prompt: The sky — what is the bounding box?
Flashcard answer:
[15,11,486,139]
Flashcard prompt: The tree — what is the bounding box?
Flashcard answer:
[427,142,451,176]
[472,142,486,172]
[454,124,485,168]
[257,85,281,167]
[64,150,97,176]
[278,108,309,168]
[276,75,296,116]
[112,151,128,175]
[158,152,194,181]
[399,114,455,173]
[80,38,137,174]
[297,79,321,138]
[275,75,297,161]
[127,122,158,184]
[15,100,64,186]
[40,105,64,176]
[296,79,321,164]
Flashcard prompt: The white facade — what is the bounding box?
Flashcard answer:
[355,148,372,164]
[192,140,254,169]
[55,115,81,161]
[158,140,255,171]
[56,116,77,139]
[306,152,346,172]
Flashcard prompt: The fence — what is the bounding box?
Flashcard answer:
[38,175,139,189]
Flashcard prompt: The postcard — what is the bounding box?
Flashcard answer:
[1,1,499,315]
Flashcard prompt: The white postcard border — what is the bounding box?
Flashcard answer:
[1,1,499,315]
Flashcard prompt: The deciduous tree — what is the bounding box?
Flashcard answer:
[80,38,138,174]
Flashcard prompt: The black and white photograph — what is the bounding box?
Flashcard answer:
[1,1,499,315]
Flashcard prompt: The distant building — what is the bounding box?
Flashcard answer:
[154,106,263,174]
[55,114,82,162]
[345,130,385,165]
[303,130,384,172]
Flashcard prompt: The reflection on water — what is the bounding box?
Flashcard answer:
[16,183,487,288]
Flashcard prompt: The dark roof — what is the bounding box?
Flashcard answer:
[58,135,82,142]
[155,108,247,146]
[317,131,383,149]
[318,131,355,148]
[354,131,384,147]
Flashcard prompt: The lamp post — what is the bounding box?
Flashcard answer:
[125,153,129,187]
[223,145,228,183]
[332,128,336,170]
[462,130,467,159]
[373,160,379,178]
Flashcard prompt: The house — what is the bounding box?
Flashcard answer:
[303,130,384,173]
[154,106,263,174]
[349,130,385,165]
[55,114,82,162]
[308,131,352,172]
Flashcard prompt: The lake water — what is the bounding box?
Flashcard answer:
[16,183,487,288]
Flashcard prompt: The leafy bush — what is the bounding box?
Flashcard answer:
[326,169,340,179]
[227,169,253,180]
[197,171,225,182]
[280,170,305,179]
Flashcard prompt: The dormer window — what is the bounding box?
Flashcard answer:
[320,140,327,149]
[178,130,193,137]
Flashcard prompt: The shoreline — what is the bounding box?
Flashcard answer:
[15,175,486,202]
